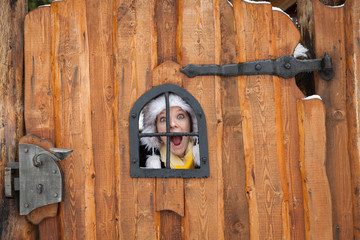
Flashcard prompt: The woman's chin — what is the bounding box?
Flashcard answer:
[170,143,186,157]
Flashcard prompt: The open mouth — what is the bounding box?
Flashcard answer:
[170,136,182,147]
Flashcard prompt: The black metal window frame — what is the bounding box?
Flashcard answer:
[129,83,209,178]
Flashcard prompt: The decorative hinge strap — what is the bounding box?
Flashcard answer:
[181,52,334,81]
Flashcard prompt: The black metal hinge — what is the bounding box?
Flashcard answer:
[181,52,334,81]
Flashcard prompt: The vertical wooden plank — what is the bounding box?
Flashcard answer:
[154,1,184,238]
[114,0,137,238]
[233,1,288,239]
[85,0,117,239]
[219,1,250,239]
[297,98,333,240]
[116,0,158,238]
[179,0,224,238]
[0,0,36,239]
[24,6,60,240]
[134,0,158,239]
[153,61,185,218]
[344,0,360,238]
[273,9,306,240]
[313,1,353,239]
[51,0,97,239]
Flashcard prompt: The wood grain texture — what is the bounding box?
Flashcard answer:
[313,1,353,239]
[297,99,333,240]
[51,0,96,238]
[344,0,360,238]
[133,1,158,239]
[273,9,307,240]
[219,0,249,239]
[85,0,117,238]
[24,9,60,238]
[153,61,185,220]
[154,1,184,237]
[0,0,36,239]
[114,0,138,238]
[179,0,223,238]
[234,1,288,239]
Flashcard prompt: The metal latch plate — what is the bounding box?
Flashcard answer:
[19,143,63,215]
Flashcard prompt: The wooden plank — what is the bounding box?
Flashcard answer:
[312,1,353,239]
[233,1,288,239]
[153,61,185,220]
[85,0,117,238]
[51,0,96,238]
[114,0,138,238]
[24,6,60,239]
[297,98,333,239]
[156,0,177,64]
[273,9,307,240]
[179,0,223,238]
[219,0,249,239]
[0,0,35,238]
[344,1,360,238]
[133,0,158,239]
[154,1,184,238]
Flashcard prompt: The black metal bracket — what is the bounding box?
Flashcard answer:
[181,52,334,81]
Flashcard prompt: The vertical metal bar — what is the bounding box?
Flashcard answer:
[165,92,171,169]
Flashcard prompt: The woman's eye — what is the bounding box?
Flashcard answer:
[159,117,166,122]
[177,114,185,119]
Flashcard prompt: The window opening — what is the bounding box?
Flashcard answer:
[129,83,209,178]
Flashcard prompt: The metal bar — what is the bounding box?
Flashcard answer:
[139,132,199,137]
[181,52,334,81]
[165,92,171,169]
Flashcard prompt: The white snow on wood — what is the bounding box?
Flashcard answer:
[303,95,322,101]
[326,4,345,8]
[227,0,233,7]
[294,43,309,59]
[243,0,271,5]
[38,4,50,7]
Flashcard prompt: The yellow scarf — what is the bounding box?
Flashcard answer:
[160,140,195,169]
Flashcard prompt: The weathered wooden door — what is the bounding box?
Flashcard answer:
[3,0,360,239]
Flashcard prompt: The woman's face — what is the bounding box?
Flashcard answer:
[156,106,191,158]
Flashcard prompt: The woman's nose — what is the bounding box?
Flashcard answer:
[169,115,177,128]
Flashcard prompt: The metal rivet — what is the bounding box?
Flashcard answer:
[284,63,291,69]
[202,157,207,164]
[54,193,58,197]
[52,170,57,174]
[255,64,262,71]
[24,203,29,208]
[131,113,137,118]
[132,158,137,164]
[198,112,202,118]
[24,149,28,153]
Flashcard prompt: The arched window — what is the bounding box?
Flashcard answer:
[129,83,209,178]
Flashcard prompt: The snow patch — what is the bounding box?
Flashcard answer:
[227,0,233,8]
[294,43,309,59]
[303,95,322,101]
[326,4,345,8]
[38,4,50,7]
[243,0,271,5]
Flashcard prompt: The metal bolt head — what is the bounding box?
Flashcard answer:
[255,64,262,71]
[284,63,291,69]
[54,193,58,198]
[24,203,29,208]
[24,148,28,153]
[131,113,137,118]
[52,170,57,174]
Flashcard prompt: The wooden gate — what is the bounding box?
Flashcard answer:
[2,0,360,239]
